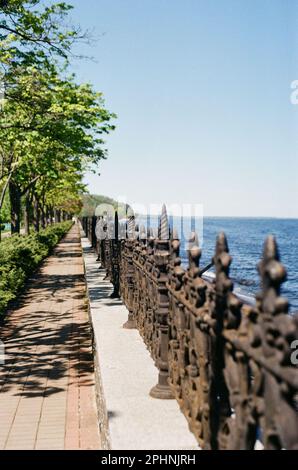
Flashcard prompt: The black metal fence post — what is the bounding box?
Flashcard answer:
[91,215,97,249]
[149,204,173,399]
[110,211,120,298]
[122,216,137,329]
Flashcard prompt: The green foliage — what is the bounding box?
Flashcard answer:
[0,221,72,314]
[80,194,130,218]
[0,65,115,215]
[0,0,80,71]
[0,1,116,228]
[81,194,118,217]
[0,187,10,222]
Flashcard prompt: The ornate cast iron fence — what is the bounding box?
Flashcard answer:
[81,209,298,450]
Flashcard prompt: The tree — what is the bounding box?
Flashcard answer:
[0,65,115,232]
[0,1,116,234]
[0,1,85,70]
[80,194,132,219]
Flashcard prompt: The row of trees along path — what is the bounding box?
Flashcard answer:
[0,2,115,234]
[0,224,101,450]
[0,1,115,449]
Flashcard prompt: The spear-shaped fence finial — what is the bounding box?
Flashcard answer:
[159,203,169,240]
[140,224,147,241]
[187,232,201,269]
[114,211,119,241]
[258,236,286,289]
[214,231,231,278]
[258,235,287,312]
[127,215,135,240]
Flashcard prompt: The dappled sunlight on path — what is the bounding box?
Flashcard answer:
[0,225,101,450]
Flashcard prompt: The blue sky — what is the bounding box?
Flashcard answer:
[68,0,298,217]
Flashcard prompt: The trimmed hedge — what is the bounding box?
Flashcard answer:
[0,221,73,315]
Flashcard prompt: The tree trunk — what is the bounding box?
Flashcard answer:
[41,207,46,229]
[9,180,21,234]
[24,192,31,235]
[33,196,40,232]
[45,206,50,226]
[50,207,54,225]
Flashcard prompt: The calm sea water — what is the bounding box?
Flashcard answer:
[138,216,298,313]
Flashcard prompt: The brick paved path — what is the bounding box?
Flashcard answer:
[0,225,101,450]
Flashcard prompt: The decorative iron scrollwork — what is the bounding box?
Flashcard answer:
[80,209,298,450]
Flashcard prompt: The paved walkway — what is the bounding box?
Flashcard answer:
[0,225,101,450]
